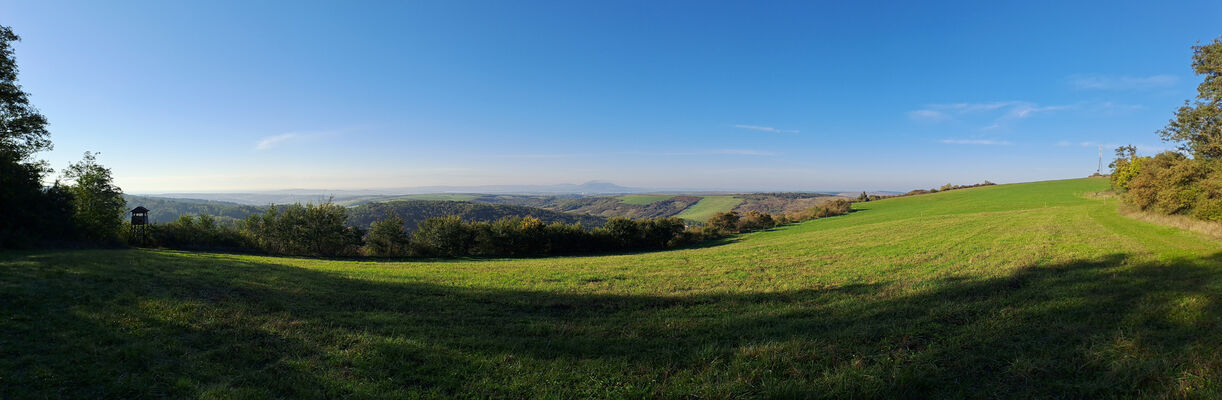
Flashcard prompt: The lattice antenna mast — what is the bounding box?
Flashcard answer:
[1097,145,1103,175]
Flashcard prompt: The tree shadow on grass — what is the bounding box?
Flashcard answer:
[3,249,1222,398]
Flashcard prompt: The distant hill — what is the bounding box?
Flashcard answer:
[346,200,607,231]
[123,195,265,224]
[142,181,647,205]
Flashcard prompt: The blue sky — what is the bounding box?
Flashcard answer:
[3,1,1221,192]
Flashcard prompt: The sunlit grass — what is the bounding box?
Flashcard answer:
[4,177,1222,398]
[615,194,675,205]
[675,195,742,221]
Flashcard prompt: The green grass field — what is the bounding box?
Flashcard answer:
[676,195,742,221]
[5,177,1222,398]
[615,194,675,205]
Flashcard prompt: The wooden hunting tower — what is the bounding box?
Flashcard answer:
[130,206,149,245]
[130,206,149,225]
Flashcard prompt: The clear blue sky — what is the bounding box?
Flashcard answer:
[4,1,1220,192]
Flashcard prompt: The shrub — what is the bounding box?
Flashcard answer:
[411,216,476,257]
[142,214,248,250]
[704,211,740,234]
[364,214,411,257]
[241,202,362,257]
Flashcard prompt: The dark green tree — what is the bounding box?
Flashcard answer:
[1159,38,1222,158]
[61,152,125,242]
[0,25,50,161]
[1,25,71,247]
[364,214,411,257]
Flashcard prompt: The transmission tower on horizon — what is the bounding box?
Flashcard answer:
[1097,145,1103,175]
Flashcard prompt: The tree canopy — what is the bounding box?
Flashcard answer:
[1158,38,1222,159]
[0,25,51,161]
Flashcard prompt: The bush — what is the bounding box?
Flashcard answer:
[241,202,363,257]
[793,199,852,220]
[411,216,476,257]
[140,214,248,250]
[364,214,411,257]
[704,211,740,234]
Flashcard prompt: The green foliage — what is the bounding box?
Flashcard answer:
[1109,145,1144,191]
[409,215,690,257]
[241,201,363,257]
[793,198,853,220]
[61,152,125,243]
[1121,152,1222,219]
[1159,37,1222,159]
[346,200,606,232]
[123,195,264,224]
[141,214,249,250]
[410,216,476,257]
[0,25,51,161]
[0,25,74,248]
[363,214,411,257]
[703,211,740,234]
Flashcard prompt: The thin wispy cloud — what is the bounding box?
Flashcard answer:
[255,130,343,150]
[491,153,588,159]
[734,124,799,134]
[1058,140,1108,148]
[622,149,778,157]
[908,101,1072,130]
[907,109,950,122]
[940,139,1013,145]
[256,133,301,150]
[1068,74,1178,90]
[1004,103,1073,119]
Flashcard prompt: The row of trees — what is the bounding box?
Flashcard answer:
[1110,38,1222,221]
[136,196,861,258]
[1,25,127,248]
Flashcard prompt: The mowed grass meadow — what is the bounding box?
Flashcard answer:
[615,194,675,205]
[5,178,1222,398]
[675,195,742,221]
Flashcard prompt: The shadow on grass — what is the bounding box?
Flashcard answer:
[2,249,1221,398]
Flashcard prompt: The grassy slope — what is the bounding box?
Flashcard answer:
[5,178,1222,398]
[676,195,743,221]
[615,194,675,205]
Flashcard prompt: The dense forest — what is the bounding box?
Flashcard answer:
[123,195,265,224]
[346,200,607,231]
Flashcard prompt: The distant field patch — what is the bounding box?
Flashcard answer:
[677,195,742,221]
[389,193,479,202]
[616,194,675,205]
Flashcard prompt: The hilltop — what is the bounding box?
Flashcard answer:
[7,177,1222,398]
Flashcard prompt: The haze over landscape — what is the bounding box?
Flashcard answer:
[10,2,1222,398]
[4,1,1220,193]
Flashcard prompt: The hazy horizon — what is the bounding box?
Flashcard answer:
[4,1,1219,192]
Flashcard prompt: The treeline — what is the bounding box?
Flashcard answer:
[1109,38,1222,222]
[137,197,858,258]
[1111,148,1222,221]
[2,27,132,249]
[863,181,997,201]
[123,195,264,224]
[346,200,607,231]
